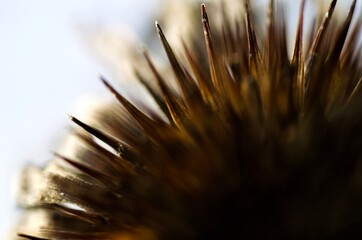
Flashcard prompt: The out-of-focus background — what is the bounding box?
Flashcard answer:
[0,0,359,237]
[0,0,159,235]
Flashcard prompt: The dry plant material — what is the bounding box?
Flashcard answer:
[16,0,362,239]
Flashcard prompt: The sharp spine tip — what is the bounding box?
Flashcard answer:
[201,3,207,19]
[100,75,106,83]
[155,21,161,33]
[100,76,115,93]
[65,113,73,120]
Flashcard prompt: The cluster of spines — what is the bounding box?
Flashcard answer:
[17,0,362,239]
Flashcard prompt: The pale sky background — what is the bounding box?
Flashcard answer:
[0,0,359,237]
[0,0,159,235]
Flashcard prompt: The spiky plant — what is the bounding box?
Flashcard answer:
[15,0,362,239]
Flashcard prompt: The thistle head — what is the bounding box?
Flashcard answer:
[16,0,362,239]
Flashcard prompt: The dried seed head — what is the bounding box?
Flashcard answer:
[15,1,362,239]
